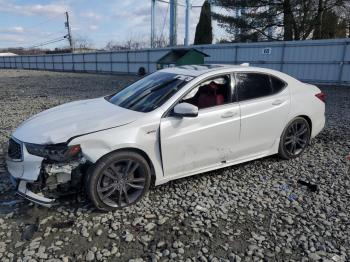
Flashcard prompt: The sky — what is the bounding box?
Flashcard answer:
[0,0,225,49]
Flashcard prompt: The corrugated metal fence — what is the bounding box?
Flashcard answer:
[1,38,349,85]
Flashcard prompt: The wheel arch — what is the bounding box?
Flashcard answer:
[297,115,312,134]
[97,147,156,185]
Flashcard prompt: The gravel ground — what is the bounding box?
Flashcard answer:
[0,69,349,262]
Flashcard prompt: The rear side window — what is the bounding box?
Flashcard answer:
[236,73,272,101]
[270,76,286,93]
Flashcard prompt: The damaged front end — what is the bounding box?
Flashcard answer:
[6,138,90,207]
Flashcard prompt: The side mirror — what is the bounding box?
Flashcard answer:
[173,102,198,118]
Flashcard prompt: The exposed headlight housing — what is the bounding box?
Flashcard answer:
[25,143,81,162]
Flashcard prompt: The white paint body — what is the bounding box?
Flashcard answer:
[7,65,325,191]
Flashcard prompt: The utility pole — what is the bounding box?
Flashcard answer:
[169,0,177,46]
[65,11,74,52]
[184,0,191,46]
[151,0,156,48]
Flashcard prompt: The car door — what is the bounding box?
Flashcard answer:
[160,74,241,178]
[235,72,290,157]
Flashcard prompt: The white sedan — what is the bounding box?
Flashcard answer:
[6,65,325,211]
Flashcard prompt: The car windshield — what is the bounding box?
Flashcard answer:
[108,71,193,112]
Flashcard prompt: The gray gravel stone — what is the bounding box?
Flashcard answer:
[0,70,349,262]
[85,250,95,261]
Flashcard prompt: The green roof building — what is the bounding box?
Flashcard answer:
[157,48,209,70]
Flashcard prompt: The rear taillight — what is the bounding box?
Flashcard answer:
[315,92,325,103]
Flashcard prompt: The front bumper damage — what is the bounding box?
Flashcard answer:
[6,138,88,207]
[17,180,55,207]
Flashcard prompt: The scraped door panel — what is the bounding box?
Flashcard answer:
[160,104,240,178]
[238,89,290,156]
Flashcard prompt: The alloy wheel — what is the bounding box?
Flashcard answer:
[96,159,146,208]
[283,120,309,156]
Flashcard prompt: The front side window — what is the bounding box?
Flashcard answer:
[108,72,193,112]
[181,75,231,109]
[236,73,272,101]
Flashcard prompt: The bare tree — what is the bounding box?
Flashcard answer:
[105,37,149,51]
[153,34,169,48]
[73,35,94,51]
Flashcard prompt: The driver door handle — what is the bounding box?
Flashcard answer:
[272,99,284,106]
[221,111,237,118]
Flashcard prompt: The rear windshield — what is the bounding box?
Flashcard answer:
[108,71,193,112]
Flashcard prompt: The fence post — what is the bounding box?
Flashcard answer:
[147,49,150,74]
[338,40,348,85]
[234,45,238,64]
[110,52,113,74]
[280,43,286,72]
[72,53,75,72]
[235,45,240,64]
[95,52,98,73]
[127,51,130,74]
[82,53,85,72]
[61,55,64,71]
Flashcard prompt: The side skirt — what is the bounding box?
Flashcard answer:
[155,145,279,186]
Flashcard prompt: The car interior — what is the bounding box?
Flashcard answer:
[182,75,231,109]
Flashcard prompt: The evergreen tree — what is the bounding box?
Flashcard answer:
[194,0,213,45]
[211,0,348,42]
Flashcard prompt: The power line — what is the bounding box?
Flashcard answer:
[157,0,185,7]
[42,30,67,38]
[160,2,170,39]
[7,13,66,49]
[28,37,65,48]
[23,13,63,31]
[29,38,66,49]
[27,36,66,49]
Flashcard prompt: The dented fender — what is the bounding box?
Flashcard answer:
[68,117,165,181]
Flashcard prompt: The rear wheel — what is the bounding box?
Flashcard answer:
[278,117,311,160]
[86,151,151,211]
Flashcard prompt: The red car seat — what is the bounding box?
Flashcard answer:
[198,82,224,109]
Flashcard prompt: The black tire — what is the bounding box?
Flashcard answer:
[278,117,311,160]
[138,67,146,76]
[86,151,151,211]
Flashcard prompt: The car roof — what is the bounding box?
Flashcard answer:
[160,64,277,77]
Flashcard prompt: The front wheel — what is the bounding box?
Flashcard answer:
[86,151,151,211]
[278,117,311,160]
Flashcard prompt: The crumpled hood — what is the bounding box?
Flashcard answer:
[13,97,143,144]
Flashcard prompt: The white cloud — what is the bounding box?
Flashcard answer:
[0,26,24,34]
[80,11,102,21]
[0,1,69,17]
[71,26,81,32]
[12,26,24,33]
[0,34,25,43]
[89,25,99,31]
